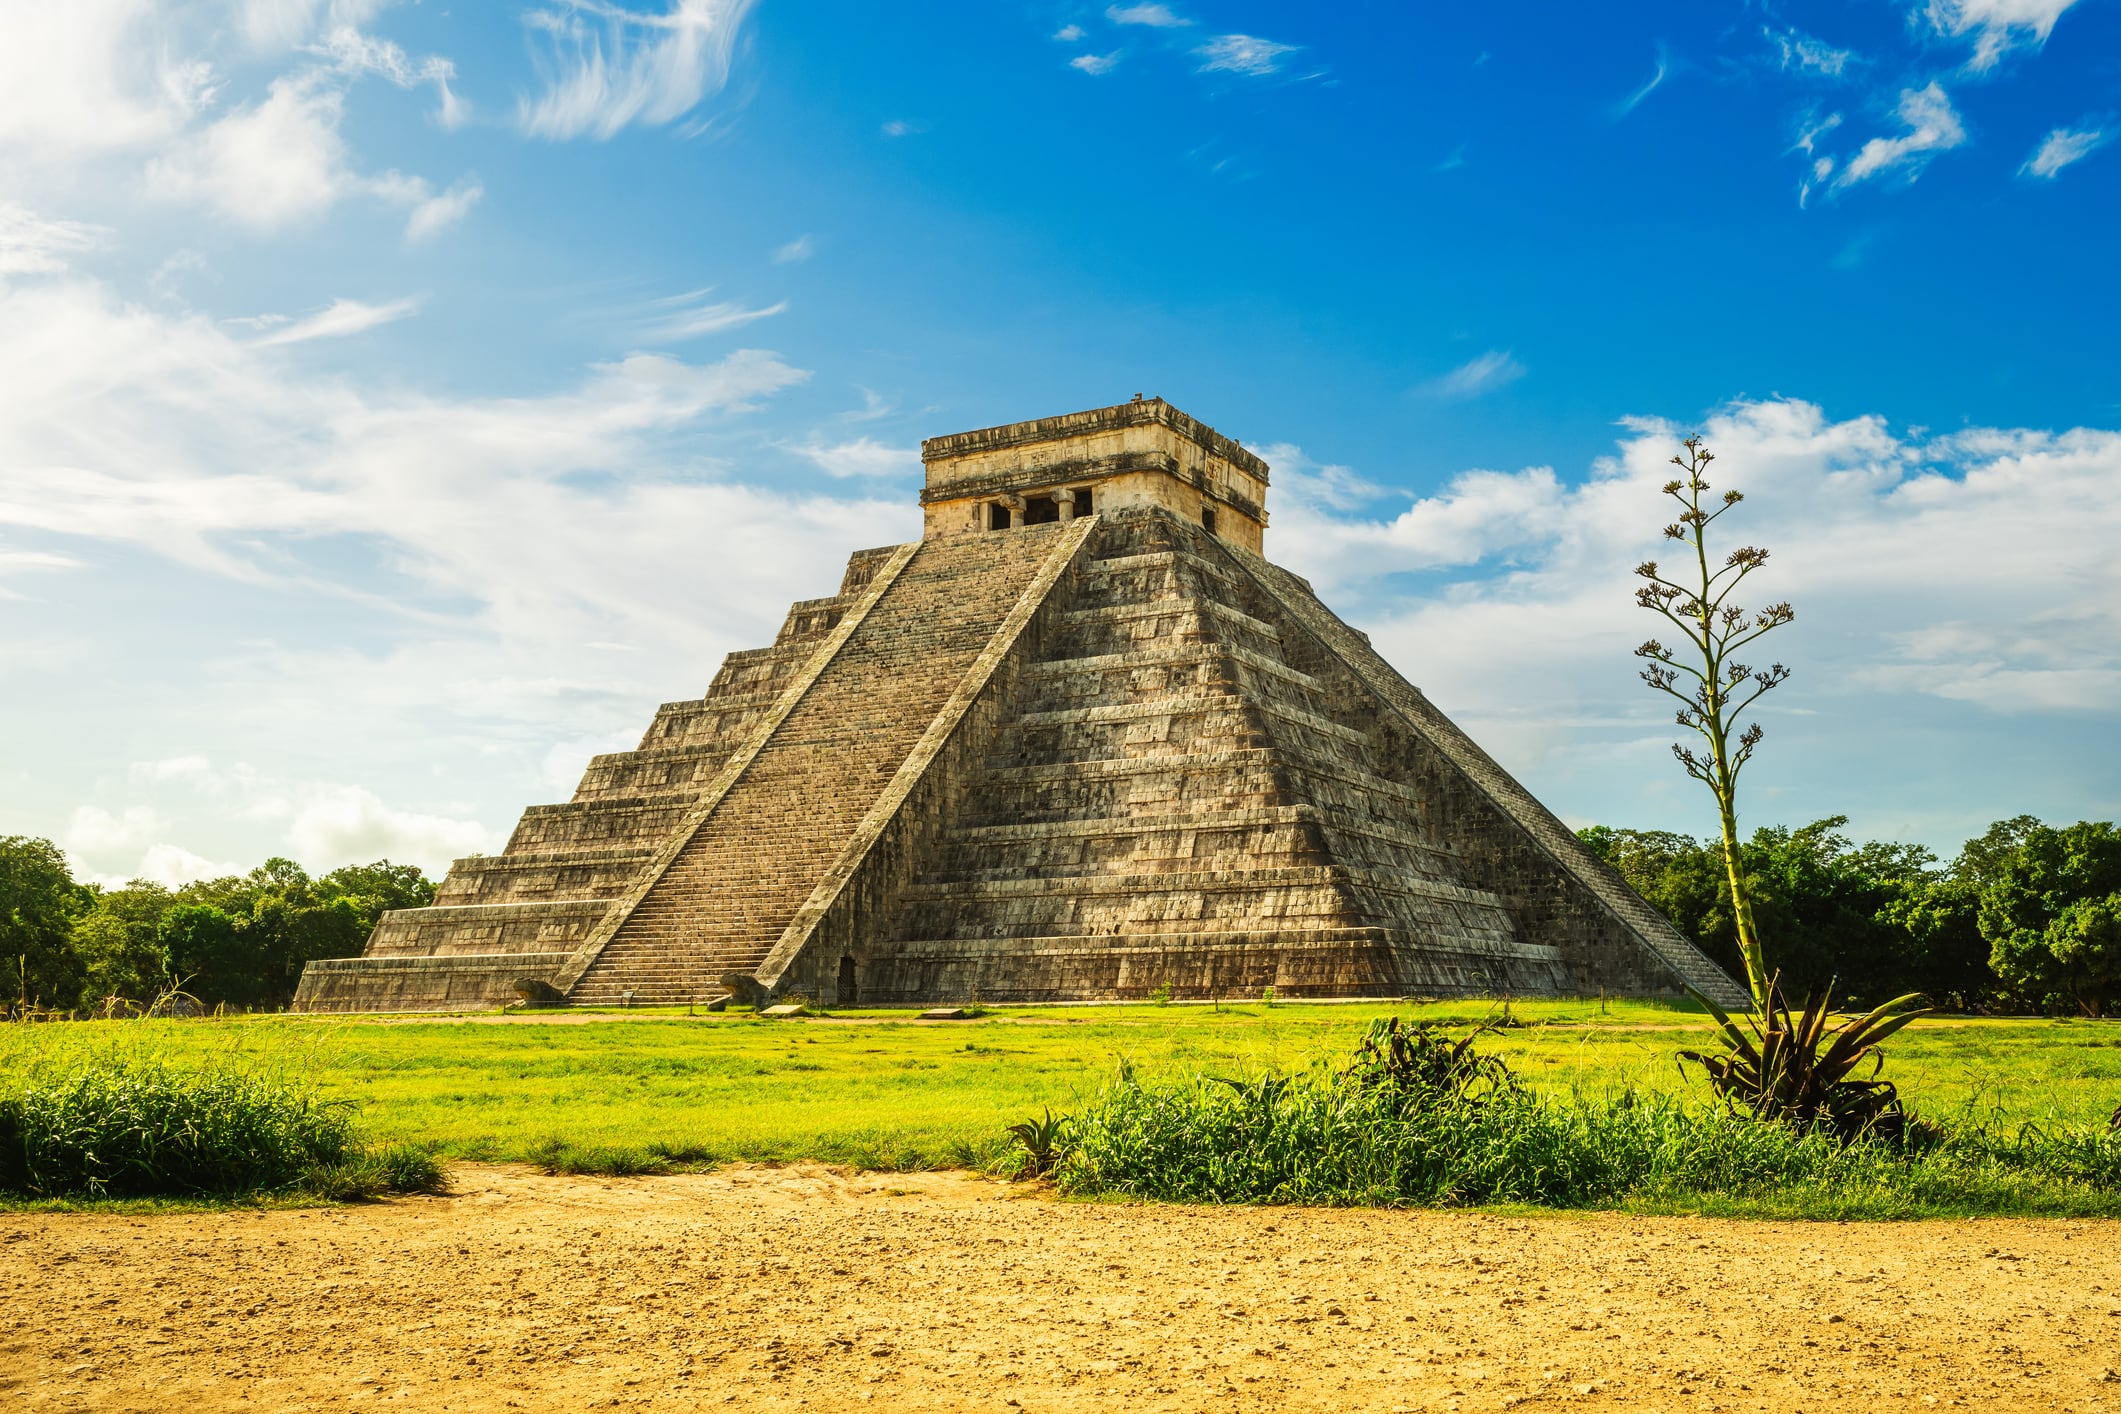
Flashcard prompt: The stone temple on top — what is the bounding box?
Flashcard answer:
[294,398,1745,1012]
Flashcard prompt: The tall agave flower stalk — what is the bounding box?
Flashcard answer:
[1632,436,1793,1013]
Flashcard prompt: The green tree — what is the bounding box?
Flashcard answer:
[1583,817,1979,1009]
[1980,820,2121,1016]
[143,856,437,1010]
[157,902,255,1007]
[1631,437,1795,1009]
[0,835,89,1011]
[71,880,175,1008]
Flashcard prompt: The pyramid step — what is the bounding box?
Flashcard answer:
[898,864,1507,909]
[1012,694,1368,747]
[1084,548,1239,584]
[1061,597,1281,641]
[1025,640,1321,692]
[881,929,1564,965]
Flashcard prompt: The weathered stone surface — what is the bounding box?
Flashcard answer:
[292,399,1746,1013]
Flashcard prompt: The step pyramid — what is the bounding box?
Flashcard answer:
[294,399,1746,1012]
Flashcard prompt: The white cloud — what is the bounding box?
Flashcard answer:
[1107,4,1190,27]
[67,758,498,880]
[0,547,82,581]
[1792,112,1843,155]
[880,119,924,138]
[146,72,351,228]
[239,0,395,52]
[134,843,244,887]
[519,0,760,140]
[1833,82,1965,190]
[0,205,108,276]
[66,804,168,856]
[1194,35,1298,77]
[771,234,815,263]
[634,290,789,342]
[132,755,216,785]
[1419,350,1526,402]
[1264,398,2121,839]
[318,25,465,126]
[283,784,497,870]
[1768,27,1853,77]
[0,1,212,160]
[405,177,483,242]
[2021,124,2107,178]
[251,296,421,347]
[1071,52,1123,75]
[146,70,471,232]
[1054,24,1085,42]
[788,436,919,479]
[1925,0,2080,71]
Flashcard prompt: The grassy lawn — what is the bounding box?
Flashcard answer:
[7,999,2119,1172]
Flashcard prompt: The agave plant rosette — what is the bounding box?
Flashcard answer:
[1681,975,1932,1141]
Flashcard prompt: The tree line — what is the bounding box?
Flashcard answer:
[1579,814,2121,1017]
[1,836,435,1013]
[4,813,2118,1016]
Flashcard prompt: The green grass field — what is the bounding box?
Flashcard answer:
[7,999,2119,1174]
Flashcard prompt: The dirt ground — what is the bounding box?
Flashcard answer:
[6,1165,2120,1413]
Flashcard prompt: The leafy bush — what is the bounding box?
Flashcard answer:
[0,1058,445,1201]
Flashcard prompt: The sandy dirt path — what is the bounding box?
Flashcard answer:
[6,1164,2120,1413]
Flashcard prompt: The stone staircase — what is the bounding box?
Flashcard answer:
[563,524,1073,1005]
[348,548,898,976]
[865,512,1553,1001]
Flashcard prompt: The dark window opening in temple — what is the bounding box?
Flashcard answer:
[1202,506,1218,535]
[988,502,1011,531]
[1071,486,1093,516]
[1023,496,1062,525]
[837,955,858,1005]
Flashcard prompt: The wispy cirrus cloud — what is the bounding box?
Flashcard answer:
[1924,0,2081,71]
[1194,35,1298,77]
[318,25,467,127]
[1767,27,1854,78]
[1613,47,1669,118]
[1831,82,1965,191]
[634,289,788,343]
[786,436,918,479]
[0,205,108,276]
[1071,52,1123,75]
[1418,350,1526,402]
[519,0,760,140]
[1107,4,1190,27]
[250,295,422,347]
[2020,124,2107,178]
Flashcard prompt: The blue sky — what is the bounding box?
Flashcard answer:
[2,0,2117,884]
